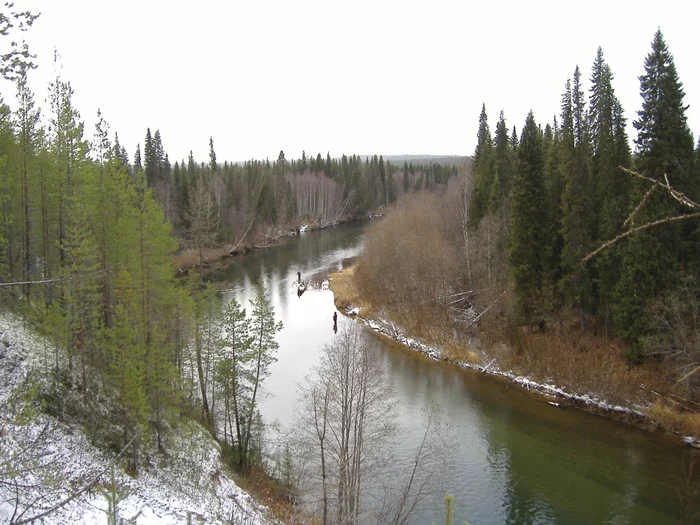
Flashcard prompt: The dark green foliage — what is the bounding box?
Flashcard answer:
[476,30,697,364]
[611,29,697,345]
[589,48,633,315]
[560,67,595,329]
[509,111,547,318]
[489,110,514,211]
[469,104,495,224]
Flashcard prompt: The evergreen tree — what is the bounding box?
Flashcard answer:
[216,298,253,464]
[209,136,217,172]
[14,69,40,300]
[588,48,632,315]
[613,29,696,349]
[489,110,514,211]
[560,67,594,329]
[542,116,565,284]
[469,104,494,224]
[509,111,547,318]
[634,29,695,196]
[240,282,282,471]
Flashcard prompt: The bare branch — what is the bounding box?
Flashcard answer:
[623,185,655,229]
[0,267,112,288]
[227,217,255,254]
[620,167,700,210]
[583,212,700,264]
[583,168,700,264]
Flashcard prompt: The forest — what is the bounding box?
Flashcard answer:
[353,30,700,424]
[1,2,699,522]
[0,5,463,522]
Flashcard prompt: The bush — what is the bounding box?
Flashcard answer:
[356,193,457,333]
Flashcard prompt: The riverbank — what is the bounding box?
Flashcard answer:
[172,214,381,274]
[329,266,700,448]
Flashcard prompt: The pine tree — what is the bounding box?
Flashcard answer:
[216,298,253,462]
[509,111,547,318]
[49,74,86,271]
[209,136,217,172]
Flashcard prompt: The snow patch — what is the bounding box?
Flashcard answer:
[0,313,276,524]
[345,306,360,316]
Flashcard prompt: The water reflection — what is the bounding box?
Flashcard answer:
[215,222,691,525]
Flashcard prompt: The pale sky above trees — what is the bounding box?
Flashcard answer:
[4,0,698,164]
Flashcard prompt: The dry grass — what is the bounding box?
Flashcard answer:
[234,466,315,525]
[331,265,480,364]
[441,340,480,364]
[329,265,379,318]
[172,247,233,271]
[648,400,700,437]
[331,264,700,440]
[502,328,675,405]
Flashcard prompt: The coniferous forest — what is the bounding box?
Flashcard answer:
[353,29,699,416]
[465,31,698,369]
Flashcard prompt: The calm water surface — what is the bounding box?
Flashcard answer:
[213,222,694,525]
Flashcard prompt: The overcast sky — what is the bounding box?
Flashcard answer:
[3,0,698,165]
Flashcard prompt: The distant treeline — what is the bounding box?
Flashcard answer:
[141,139,460,244]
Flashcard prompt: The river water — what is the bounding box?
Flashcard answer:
[213,222,694,525]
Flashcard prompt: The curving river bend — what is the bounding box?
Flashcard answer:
[212,222,694,525]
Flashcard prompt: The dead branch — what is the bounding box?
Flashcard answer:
[227,217,255,254]
[467,289,508,327]
[623,185,655,228]
[583,168,700,264]
[620,167,700,210]
[0,267,114,288]
[584,212,700,264]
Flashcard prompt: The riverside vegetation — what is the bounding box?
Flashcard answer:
[334,31,700,443]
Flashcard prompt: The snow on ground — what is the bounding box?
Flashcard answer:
[0,313,276,524]
[347,307,700,449]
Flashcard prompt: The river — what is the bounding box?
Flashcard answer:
[212,221,695,525]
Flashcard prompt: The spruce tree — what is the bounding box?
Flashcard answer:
[469,104,494,224]
[489,110,514,212]
[509,111,547,318]
[209,136,217,172]
[588,49,632,316]
[560,67,595,328]
[613,29,696,349]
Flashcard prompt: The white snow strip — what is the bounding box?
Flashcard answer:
[343,309,699,448]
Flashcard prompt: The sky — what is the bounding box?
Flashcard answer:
[2,0,698,165]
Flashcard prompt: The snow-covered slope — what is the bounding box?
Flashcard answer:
[0,313,274,524]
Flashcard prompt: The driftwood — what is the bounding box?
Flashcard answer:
[227,217,255,255]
